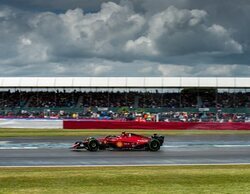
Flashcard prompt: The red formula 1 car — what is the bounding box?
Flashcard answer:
[71,132,164,151]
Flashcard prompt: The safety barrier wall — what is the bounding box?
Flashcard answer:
[63,120,250,130]
[0,119,63,129]
[1,119,249,129]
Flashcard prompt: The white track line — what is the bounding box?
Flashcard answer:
[1,163,250,168]
[0,147,38,149]
[0,141,11,144]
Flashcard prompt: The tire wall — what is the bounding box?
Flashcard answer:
[63,120,250,130]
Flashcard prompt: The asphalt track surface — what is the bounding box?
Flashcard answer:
[1,134,250,166]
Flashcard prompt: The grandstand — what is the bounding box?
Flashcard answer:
[0,77,249,122]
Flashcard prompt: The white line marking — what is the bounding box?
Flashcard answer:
[0,147,38,149]
[214,145,250,147]
[1,163,250,168]
[0,141,11,144]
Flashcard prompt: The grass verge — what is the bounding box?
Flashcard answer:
[1,128,250,138]
[0,165,250,194]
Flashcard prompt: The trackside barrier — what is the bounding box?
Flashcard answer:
[63,120,250,130]
[0,119,249,130]
[0,119,63,129]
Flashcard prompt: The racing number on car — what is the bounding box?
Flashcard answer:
[116,141,123,148]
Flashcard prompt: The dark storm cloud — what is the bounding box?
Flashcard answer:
[141,0,250,57]
[0,0,249,77]
[0,0,120,12]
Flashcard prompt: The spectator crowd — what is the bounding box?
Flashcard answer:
[0,90,249,122]
[0,90,249,109]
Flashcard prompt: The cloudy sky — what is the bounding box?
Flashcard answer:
[0,0,249,77]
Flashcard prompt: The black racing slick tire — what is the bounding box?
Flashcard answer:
[87,139,99,151]
[148,139,161,151]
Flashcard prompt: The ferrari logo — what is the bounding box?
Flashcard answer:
[116,141,123,148]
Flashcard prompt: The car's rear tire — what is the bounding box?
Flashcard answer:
[148,139,160,151]
[88,139,99,151]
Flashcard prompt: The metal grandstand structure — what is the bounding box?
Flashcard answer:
[0,77,249,88]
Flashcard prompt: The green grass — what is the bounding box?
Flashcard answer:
[1,128,250,138]
[0,165,250,194]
